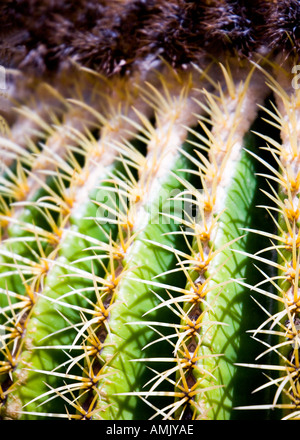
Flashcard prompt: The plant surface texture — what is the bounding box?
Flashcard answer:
[1,0,300,421]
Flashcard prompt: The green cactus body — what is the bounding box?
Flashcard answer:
[0,69,201,419]
[2,167,121,418]
[0,59,282,420]
[2,74,151,417]
[0,104,101,329]
[187,67,270,420]
[37,71,209,420]
[118,63,274,420]
[233,60,300,420]
[92,154,195,420]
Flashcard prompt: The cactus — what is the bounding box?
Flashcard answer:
[1,0,300,421]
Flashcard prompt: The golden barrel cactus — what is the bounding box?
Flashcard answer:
[0,0,300,421]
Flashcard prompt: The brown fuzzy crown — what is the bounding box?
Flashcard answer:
[0,0,299,78]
